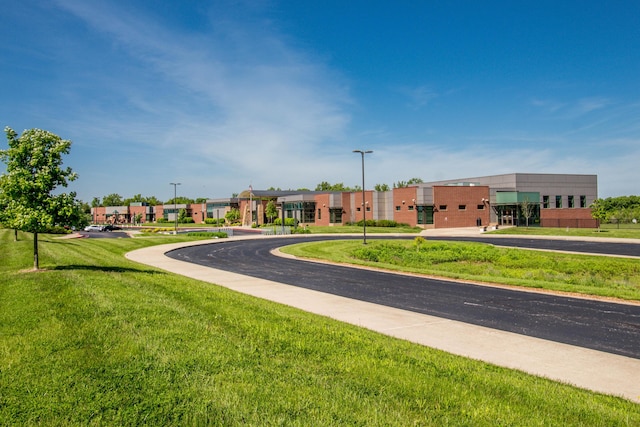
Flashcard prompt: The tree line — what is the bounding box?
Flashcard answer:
[590,196,640,224]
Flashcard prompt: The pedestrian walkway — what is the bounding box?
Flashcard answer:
[126,234,640,403]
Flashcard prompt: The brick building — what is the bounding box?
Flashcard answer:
[91,173,598,229]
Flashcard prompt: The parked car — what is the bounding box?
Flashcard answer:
[103,225,121,231]
[84,225,104,232]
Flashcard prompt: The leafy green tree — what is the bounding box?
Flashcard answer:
[375,183,390,191]
[166,196,194,204]
[225,207,240,224]
[590,199,608,231]
[178,208,188,223]
[145,196,163,206]
[394,178,423,188]
[120,194,162,206]
[315,181,355,191]
[102,193,124,206]
[0,127,80,269]
[91,197,101,207]
[124,194,144,205]
[265,200,278,224]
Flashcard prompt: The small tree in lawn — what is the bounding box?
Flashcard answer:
[520,197,535,228]
[590,198,607,231]
[265,200,278,224]
[0,127,79,270]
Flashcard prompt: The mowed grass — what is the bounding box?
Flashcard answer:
[489,223,640,239]
[301,224,422,234]
[1,230,639,425]
[280,239,640,301]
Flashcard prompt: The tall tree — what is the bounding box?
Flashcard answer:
[102,193,124,206]
[315,181,355,191]
[0,127,79,269]
[145,196,163,206]
[265,200,278,224]
[165,196,194,204]
[590,199,608,231]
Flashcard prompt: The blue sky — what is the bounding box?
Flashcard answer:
[2,0,639,202]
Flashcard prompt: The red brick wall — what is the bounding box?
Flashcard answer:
[91,207,107,224]
[540,208,597,228]
[315,194,331,226]
[129,206,148,223]
[155,205,164,222]
[393,187,418,226]
[433,186,490,228]
[352,190,374,223]
[190,203,206,224]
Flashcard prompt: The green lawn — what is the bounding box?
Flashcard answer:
[489,224,640,239]
[1,229,639,425]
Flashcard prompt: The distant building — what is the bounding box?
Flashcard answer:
[90,173,598,229]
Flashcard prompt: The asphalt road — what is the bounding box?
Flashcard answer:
[167,236,640,359]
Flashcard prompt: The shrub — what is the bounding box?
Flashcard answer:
[47,226,72,234]
[285,218,298,226]
[186,231,228,238]
[205,218,227,226]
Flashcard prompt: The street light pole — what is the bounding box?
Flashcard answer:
[353,150,373,244]
[170,182,181,234]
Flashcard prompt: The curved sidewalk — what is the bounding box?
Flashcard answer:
[126,235,640,403]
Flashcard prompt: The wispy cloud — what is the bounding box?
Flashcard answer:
[576,97,609,113]
[398,85,438,109]
[531,96,611,118]
[54,0,352,178]
[10,1,634,201]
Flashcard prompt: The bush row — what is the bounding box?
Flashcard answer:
[186,231,228,238]
[346,219,409,228]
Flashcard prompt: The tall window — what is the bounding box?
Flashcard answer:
[580,195,587,208]
[568,195,575,208]
[330,208,343,223]
[543,195,549,209]
[555,195,562,208]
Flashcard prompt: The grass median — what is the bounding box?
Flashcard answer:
[280,239,640,301]
[1,229,639,424]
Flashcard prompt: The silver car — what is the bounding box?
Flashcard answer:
[84,225,104,232]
